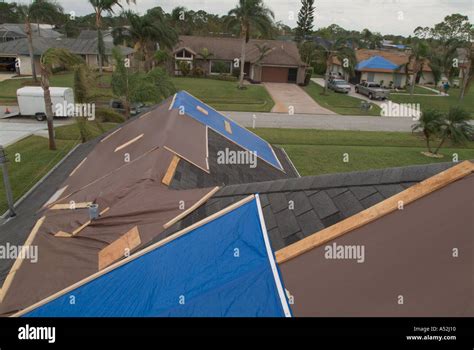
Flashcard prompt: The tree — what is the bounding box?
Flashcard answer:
[0,2,21,23]
[316,38,356,94]
[433,107,473,154]
[227,0,275,89]
[17,0,63,82]
[295,0,315,43]
[406,39,429,95]
[411,109,444,153]
[40,48,83,150]
[88,0,136,74]
[197,48,214,76]
[113,11,178,72]
[254,43,273,65]
[459,41,474,101]
[111,48,175,118]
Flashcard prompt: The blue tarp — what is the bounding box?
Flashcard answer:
[356,56,398,71]
[23,197,291,317]
[170,91,284,171]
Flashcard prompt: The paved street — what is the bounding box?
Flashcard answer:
[224,111,416,131]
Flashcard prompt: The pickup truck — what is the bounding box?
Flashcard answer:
[355,82,390,100]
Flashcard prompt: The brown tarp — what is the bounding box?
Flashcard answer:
[0,97,216,315]
[280,174,474,317]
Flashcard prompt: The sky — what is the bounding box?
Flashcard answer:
[11,0,474,36]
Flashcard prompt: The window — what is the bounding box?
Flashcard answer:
[210,60,232,74]
[175,49,193,59]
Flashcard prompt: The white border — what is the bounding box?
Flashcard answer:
[255,194,292,317]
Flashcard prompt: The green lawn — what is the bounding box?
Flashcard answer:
[253,128,474,176]
[391,85,438,95]
[55,122,118,141]
[390,86,474,116]
[0,136,77,214]
[303,82,381,116]
[0,72,113,104]
[171,77,274,112]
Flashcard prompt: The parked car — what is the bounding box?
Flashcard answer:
[355,81,390,100]
[328,79,351,93]
[110,100,145,116]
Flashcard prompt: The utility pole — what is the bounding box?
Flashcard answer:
[0,145,16,218]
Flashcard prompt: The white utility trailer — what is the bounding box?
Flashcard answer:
[17,86,74,121]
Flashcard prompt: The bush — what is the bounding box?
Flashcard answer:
[208,74,238,82]
[192,66,205,77]
[178,61,191,76]
[96,108,125,123]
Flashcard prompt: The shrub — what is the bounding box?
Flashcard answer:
[96,108,125,123]
[192,66,205,77]
[178,61,191,76]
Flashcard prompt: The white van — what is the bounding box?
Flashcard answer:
[17,86,74,121]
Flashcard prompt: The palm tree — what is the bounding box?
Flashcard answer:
[40,48,83,150]
[197,48,214,75]
[316,38,356,94]
[227,0,275,89]
[113,11,177,72]
[253,43,273,65]
[411,109,444,153]
[459,44,473,101]
[406,40,429,95]
[433,107,473,154]
[17,0,63,82]
[88,0,136,74]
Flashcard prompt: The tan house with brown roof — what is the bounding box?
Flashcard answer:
[331,48,435,88]
[173,35,308,84]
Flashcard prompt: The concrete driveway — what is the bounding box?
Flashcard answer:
[264,82,336,115]
[0,73,16,82]
[0,118,72,146]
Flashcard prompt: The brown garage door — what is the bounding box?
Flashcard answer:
[261,67,289,83]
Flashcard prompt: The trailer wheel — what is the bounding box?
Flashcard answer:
[35,113,46,121]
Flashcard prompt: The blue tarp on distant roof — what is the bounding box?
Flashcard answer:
[170,91,283,171]
[23,197,292,317]
[356,56,398,71]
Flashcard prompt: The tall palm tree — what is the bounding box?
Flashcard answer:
[88,0,136,74]
[433,107,473,154]
[459,44,473,101]
[411,109,444,153]
[17,0,63,82]
[40,48,83,150]
[406,40,429,95]
[197,48,214,75]
[316,38,356,94]
[227,0,275,89]
[113,11,177,72]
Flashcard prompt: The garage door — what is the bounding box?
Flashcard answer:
[261,67,289,83]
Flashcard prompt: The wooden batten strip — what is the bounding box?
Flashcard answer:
[196,105,208,115]
[100,127,122,143]
[55,231,72,238]
[98,226,141,270]
[224,120,232,134]
[71,207,110,237]
[0,216,46,303]
[162,155,180,186]
[114,134,144,153]
[51,202,93,210]
[275,161,474,264]
[43,186,69,207]
[69,157,87,177]
[163,186,221,229]
[12,195,255,317]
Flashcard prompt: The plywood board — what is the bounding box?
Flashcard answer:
[161,155,180,186]
[98,226,141,270]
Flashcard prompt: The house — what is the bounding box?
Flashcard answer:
[0,37,134,75]
[330,48,435,88]
[0,23,62,42]
[172,35,308,84]
[1,90,472,317]
[78,29,114,43]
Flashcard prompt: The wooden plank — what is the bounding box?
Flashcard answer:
[69,157,87,177]
[98,226,141,270]
[0,216,46,303]
[161,155,180,186]
[12,195,255,317]
[114,134,144,153]
[275,161,474,264]
[50,202,93,210]
[71,207,110,237]
[162,186,220,229]
[100,127,122,143]
[196,105,208,115]
[224,120,232,134]
[55,231,72,238]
